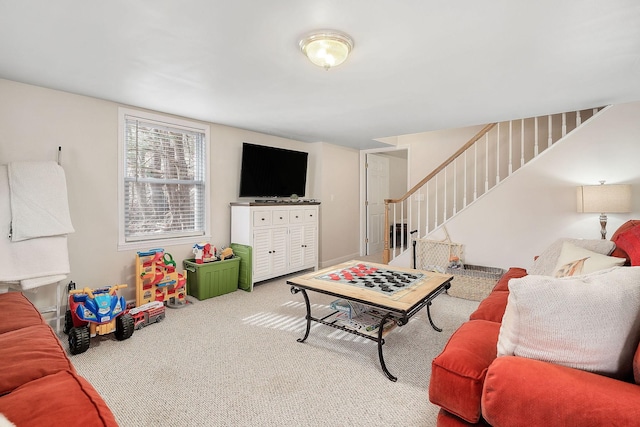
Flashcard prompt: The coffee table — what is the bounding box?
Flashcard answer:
[287,260,452,381]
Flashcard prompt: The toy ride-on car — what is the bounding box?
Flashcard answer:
[64,283,135,355]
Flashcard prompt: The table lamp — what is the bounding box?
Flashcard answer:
[576,181,631,239]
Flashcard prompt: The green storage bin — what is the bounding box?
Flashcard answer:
[230,243,252,292]
[183,257,240,300]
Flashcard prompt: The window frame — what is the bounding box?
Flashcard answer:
[117,107,211,251]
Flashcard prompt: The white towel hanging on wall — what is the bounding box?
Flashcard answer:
[0,165,71,284]
[8,161,75,242]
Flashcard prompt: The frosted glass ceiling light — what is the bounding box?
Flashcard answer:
[299,31,354,70]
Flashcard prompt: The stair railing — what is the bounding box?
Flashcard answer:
[382,108,603,264]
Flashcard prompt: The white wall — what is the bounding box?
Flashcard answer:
[0,79,361,307]
[427,103,640,270]
[316,142,361,266]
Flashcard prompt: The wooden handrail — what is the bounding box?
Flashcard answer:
[384,123,496,205]
[382,122,496,264]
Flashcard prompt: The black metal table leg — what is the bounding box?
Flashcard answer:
[290,286,311,343]
[377,312,397,382]
[426,300,442,332]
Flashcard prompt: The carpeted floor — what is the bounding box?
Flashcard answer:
[69,268,479,427]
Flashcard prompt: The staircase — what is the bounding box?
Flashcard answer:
[382,106,606,264]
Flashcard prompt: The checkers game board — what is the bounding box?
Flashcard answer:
[314,263,425,295]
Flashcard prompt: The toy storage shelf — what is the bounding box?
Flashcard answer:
[183,257,241,300]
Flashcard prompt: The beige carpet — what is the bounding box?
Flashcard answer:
[68,269,479,427]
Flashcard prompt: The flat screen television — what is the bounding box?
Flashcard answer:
[239,143,308,198]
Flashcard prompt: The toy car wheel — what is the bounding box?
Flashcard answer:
[69,326,90,355]
[115,314,134,341]
[63,310,73,335]
[157,313,165,322]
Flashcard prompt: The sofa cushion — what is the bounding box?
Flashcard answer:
[437,409,491,427]
[0,292,45,334]
[553,241,625,277]
[527,238,615,276]
[482,356,640,427]
[611,219,640,262]
[634,343,640,385]
[468,290,509,323]
[430,320,501,424]
[497,267,640,378]
[0,370,118,427]
[468,268,527,323]
[613,225,640,266]
[489,267,527,293]
[0,324,75,395]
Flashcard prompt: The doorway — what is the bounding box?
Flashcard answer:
[363,148,409,257]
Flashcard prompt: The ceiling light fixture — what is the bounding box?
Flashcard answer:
[299,30,354,70]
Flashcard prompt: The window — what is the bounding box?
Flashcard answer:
[118,108,210,249]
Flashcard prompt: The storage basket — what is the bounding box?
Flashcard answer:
[445,264,506,301]
[414,228,463,273]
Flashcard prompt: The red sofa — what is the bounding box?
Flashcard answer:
[429,224,640,426]
[0,292,118,427]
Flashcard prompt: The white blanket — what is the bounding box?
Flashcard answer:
[8,161,74,242]
[0,165,70,284]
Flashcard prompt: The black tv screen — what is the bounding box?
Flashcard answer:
[239,143,308,198]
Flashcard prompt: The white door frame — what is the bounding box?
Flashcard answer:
[359,145,410,256]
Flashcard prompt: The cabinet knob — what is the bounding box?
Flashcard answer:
[279,216,283,219]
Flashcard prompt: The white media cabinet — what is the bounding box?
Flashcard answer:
[230,202,320,288]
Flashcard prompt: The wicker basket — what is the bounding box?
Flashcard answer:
[445,264,506,301]
[414,234,463,273]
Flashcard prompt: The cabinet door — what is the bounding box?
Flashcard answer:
[289,225,304,270]
[270,227,288,276]
[302,225,317,268]
[252,229,272,280]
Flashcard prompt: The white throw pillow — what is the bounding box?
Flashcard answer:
[497,267,640,378]
[553,241,626,277]
[527,238,615,276]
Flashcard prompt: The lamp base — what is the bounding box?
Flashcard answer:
[599,213,608,240]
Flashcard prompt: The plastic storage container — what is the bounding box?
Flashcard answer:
[183,257,240,300]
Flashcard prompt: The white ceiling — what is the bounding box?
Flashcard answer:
[1,1,639,149]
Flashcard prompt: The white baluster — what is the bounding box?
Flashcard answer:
[443,167,447,221]
[425,181,429,235]
[400,199,404,249]
[508,121,513,175]
[495,124,500,185]
[416,191,421,242]
[485,133,489,192]
[534,116,539,156]
[548,115,553,147]
[392,204,397,250]
[520,119,525,167]
[434,174,438,229]
[562,113,567,137]
[576,110,582,126]
[473,143,478,201]
[453,160,457,214]
[463,150,468,208]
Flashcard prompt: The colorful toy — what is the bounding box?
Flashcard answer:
[63,282,134,355]
[136,248,187,308]
[219,246,234,260]
[193,242,216,263]
[128,301,166,330]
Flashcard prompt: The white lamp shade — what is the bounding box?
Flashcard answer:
[577,184,632,213]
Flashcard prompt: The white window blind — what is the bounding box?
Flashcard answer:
[122,113,207,243]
